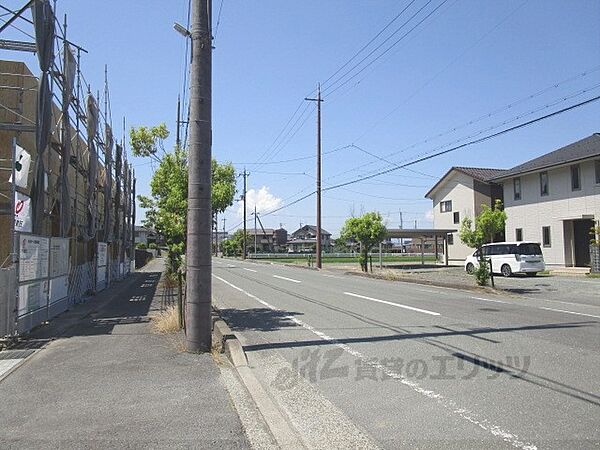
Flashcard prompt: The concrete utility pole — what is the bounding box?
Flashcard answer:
[254,205,257,256]
[305,84,324,269]
[176,94,181,148]
[240,169,249,259]
[185,0,212,353]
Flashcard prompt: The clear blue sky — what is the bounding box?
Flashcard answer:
[3,0,600,236]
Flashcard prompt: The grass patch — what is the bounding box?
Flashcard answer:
[151,305,181,333]
[256,255,437,265]
[586,273,600,279]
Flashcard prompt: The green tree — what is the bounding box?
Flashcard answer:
[129,123,169,163]
[459,199,507,285]
[340,212,387,272]
[130,124,237,271]
[221,229,249,257]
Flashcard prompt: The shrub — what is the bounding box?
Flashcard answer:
[474,263,490,286]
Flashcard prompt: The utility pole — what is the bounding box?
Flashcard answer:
[254,205,257,256]
[399,210,403,253]
[185,0,212,353]
[305,84,324,269]
[222,217,226,242]
[176,94,181,148]
[240,169,249,259]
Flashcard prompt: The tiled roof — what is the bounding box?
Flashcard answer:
[490,133,600,180]
[453,167,508,181]
[425,166,506,198]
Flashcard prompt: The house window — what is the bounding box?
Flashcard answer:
[516,228,523,242]
[539,171,549,196]
[453,211,460,224]
[513,177,521,200]
[440,200,452,213]
[542,226,551,247]
[571,164,581,191]
[595,160,600,184]
[447,233,454,245]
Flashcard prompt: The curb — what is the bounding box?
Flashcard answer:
[211,307,306,449]
[345,270,499,295]
[212,317,247,367]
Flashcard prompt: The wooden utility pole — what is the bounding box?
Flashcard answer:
[185,0,212,353]
[305,84,324,268]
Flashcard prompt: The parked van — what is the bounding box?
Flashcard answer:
[464,242,545,277]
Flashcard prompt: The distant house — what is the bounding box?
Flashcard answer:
[490,134,600,268]
[134,226,159,246]
[247,227,288,253]
[287,225,332,253]
[425,167,507,262]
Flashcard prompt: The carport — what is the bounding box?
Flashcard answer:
[385,228,457,266]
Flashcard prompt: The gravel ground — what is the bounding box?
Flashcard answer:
[329,264,600,305]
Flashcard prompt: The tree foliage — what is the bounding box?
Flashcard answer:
[130,124,237,272]
[221,230,249,257]
[130,123,169,162]
[459,199,507,286]
[212,160,236,215]
[459,199,507,249]
[340,212,387,272]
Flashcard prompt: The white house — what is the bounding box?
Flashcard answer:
[287,225,332,253]
[425,167,507,262]
[490,134,600,268]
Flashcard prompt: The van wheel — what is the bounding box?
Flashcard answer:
[466,263,475,274]
[501,264,512,277]
[526,272,537,277]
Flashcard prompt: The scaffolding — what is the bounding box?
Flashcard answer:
[0,1,136,336]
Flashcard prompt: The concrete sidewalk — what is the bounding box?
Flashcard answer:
[0,258,250,449]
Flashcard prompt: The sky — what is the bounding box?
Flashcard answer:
[2,0,600,237]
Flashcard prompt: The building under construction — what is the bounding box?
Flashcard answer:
[0,1,136,337]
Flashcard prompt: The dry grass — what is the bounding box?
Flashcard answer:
[151,305,181,334]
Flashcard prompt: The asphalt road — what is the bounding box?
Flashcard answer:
[212,257,600,450]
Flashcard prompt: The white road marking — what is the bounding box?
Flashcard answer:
[212,274,537,450]
[243,268,257,273]
[344,292,440,316]
[413,287,444,294]
[273,275,301,283]
[539,307,600,319]
[471,297,509,304]
[322,274,344,279]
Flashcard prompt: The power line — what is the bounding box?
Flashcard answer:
[322,0,450,98]
[320,0,419,89]
[351,0,529,143]
[325,75,600,183]
[323,94,600,192]
[213,0,225,40]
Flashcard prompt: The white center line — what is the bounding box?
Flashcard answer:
[243,268,257,273]
[471,297,509,304]
[273,275,301,283]
[344,292,440,316]
[540,307,600,319]
[212,274,536,450]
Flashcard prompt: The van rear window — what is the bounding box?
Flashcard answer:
[517,243,542,255]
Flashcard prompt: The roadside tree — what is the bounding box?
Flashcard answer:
[459,199,507,286]
[340,212,387,272]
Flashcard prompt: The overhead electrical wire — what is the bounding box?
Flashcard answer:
[242,93,600,222]
[324,70,600,182]
[323,94,600,192]
[322,0,450,98]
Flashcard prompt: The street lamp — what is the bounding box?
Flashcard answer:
[173,22,191,38]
